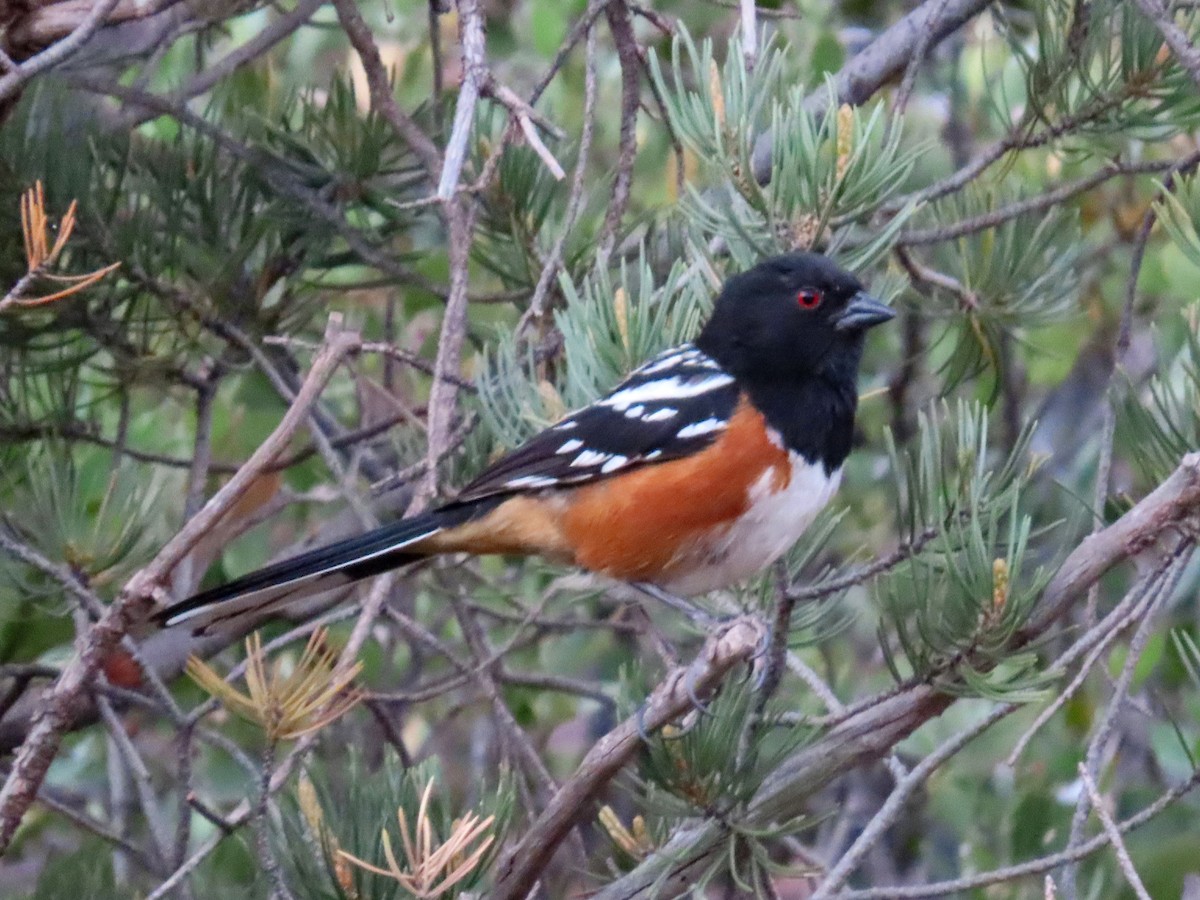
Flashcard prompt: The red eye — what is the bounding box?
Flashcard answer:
[797,289,822,309]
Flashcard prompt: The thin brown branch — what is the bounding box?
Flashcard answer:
[598,0,641,261]
[786,527,940,602]
[1006,549,1183,766]
[1062,541,1189,896]
[490,616,766,900]
[0,0,124,104]
[838,767,1200,897]
[596,451,1200,898]
[892,0,955,119]
[0,317,361,852]
[421,202,477,503]
[31,779,165,875]
[1077,765,1152,900]
[524,24,600,327]
[897,157,1180,245]
[1130,0,1200,90]
[810,703,1017,898]
[332,0,443,179]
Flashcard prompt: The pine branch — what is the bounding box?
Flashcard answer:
[750,0,995,182]
[0,0,124,105]
[1131,0,1200,89]
[838,767,1200,898]
[594,451,1200,898]
[490,617,766,900]
[0,317,363,853]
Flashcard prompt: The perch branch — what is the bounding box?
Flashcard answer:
[489,616,766,900]
[0,318,361,852]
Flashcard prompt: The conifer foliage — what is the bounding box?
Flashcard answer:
[2,0,1200,896]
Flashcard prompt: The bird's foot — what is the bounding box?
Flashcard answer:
[632,582,719,627]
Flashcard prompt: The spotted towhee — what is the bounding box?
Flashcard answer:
[157,252,893,634]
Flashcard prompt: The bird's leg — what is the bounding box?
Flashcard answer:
[630,583,720,717]
[682,663,713,716]
[632,582,718,627]
[634,702,653,743]
[633,697,707,743]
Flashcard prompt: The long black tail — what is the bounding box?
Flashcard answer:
[156,506,471,634]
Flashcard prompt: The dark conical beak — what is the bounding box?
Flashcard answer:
[833,291,895,332]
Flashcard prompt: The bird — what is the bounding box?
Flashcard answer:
[156,252,894,635]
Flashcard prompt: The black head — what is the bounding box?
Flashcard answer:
[694,253,893,384]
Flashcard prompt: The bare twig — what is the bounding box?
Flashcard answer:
[1130,0,1200,90]
[1062,540,1189,897]
[892,0,955,119]
[1005,551,1179,766]
[30,779,164,875]
[838,768,1200,898]
[897,157,1180,245]
[486,79,566,178]
[333,0,443,178]
[0,0,124,104]
[598,0,641,262]
[1077,765,1152,900]
[810,703,1016,898]
[96,696,174,862]
[751,0,995,182]
[786,527,940,602]
[421,201,478,503]
[0,318,361,852]
[525,25,600,327]
[119,0,328,130]
[419,0,487,503]
[489,617,767,900]
[436,0,487,200]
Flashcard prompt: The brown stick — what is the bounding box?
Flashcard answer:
[593,451,1200,898]
[0,318,361,852]
[1024,451,1200,637]
[489,616,766,900]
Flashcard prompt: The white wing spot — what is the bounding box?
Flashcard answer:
[624,404,646,419]
[645,450,663,460]
[600,373,734,412]
[571,449,609,468]
[505,475,559,489]
[676,418,726,439]
[556,438,584,454]
[637,345,712,375]
[643,407,678,422]
[554,420,577,431]
[600,455,628,474]
[637,348,687,375]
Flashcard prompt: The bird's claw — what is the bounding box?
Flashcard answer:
[753,619,775,661]
[634,701,653,743]
[684,664,712,716]
[632,583,718,627]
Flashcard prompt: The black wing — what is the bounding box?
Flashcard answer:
[157,345,739,633]
[453,344,740,504]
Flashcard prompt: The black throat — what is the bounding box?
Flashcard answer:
[695,336,862,474]
[741,375,858,474]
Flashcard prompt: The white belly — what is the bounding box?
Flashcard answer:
[661,455,842,595]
